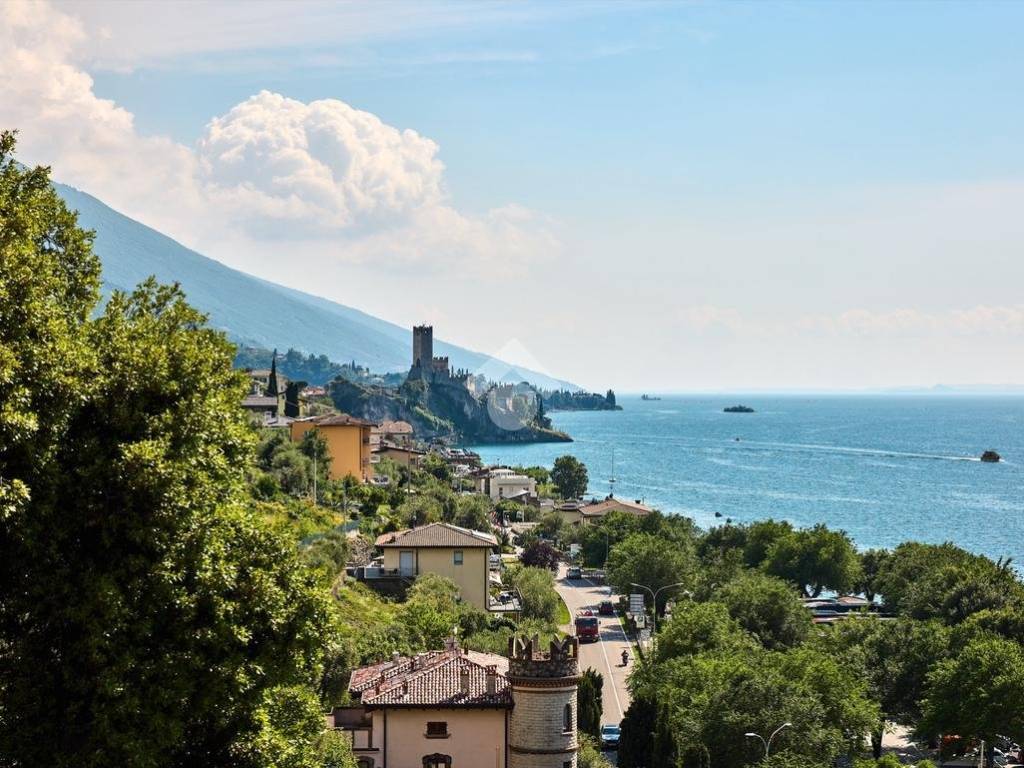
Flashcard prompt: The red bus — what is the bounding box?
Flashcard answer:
[575,610,599,642]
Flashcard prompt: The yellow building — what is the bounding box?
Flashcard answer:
[329,636,581,768]
[290,413,376,482]
[375,523,497,611]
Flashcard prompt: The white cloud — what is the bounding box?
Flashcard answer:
[0,0,557,275]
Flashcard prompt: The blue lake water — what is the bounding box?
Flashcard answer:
[467,395,1024,563]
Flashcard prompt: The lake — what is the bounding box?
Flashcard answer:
[468,395,1024,563]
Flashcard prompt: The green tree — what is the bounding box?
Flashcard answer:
[551,454,589,500]
[606,533,696,615]
[655,601,756,662]
[508,565,562,623]
[446,492,492,531]
[764,523,862,598]
[536,508,566,541]
[713,571,812,650]
[922,636,1024,760]
[875,542,1023,623]
[811,617,950,757]
[578,734,615,768]
[857,548,892,603]
[521,540,561,570]
[314,730,359,768]
[0,135,332,768]
[743,519,794,568]
[617,695,658,768]
[398,494,443,527]
[577,668,604,738]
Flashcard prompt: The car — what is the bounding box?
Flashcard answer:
[600,724,621,750]
[566,566,582,579]
[598,600,615,616]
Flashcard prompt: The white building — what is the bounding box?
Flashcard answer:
[475,467,537,502]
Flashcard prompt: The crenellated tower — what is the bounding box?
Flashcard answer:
[507,635,581,768]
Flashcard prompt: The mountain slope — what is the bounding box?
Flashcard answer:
[55,182,576,391]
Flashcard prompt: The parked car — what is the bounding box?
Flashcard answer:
[598,600,615,616]
[566,565,582,579]
[600,724,620,750]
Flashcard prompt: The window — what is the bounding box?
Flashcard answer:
[357,760,374,768]
[563,763,571,768]
[423,754,451,768]
[425,722,449,738]
[563,703,573,732]
[453,550,463,566]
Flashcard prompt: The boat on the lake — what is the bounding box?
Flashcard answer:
[980,450,1001,463]
[724,405,755,413]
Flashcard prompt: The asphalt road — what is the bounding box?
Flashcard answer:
[554,564,633,724]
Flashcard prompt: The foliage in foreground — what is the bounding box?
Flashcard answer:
[0,133,331,768]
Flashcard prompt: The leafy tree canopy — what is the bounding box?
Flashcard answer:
[551,454,589,500]
[0,133,331,768]
[713,571,812,650]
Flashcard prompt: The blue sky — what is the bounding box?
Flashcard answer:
[6,1,1024,390]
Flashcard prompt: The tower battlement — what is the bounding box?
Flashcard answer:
[507,635,580,680]
[507,634,580,768]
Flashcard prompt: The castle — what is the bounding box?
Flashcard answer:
[408,325,470,386]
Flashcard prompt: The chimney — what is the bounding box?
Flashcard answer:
[444,635,459,652]
[391,651,401,664]
[485,665,497,695]
[459,666,470,696]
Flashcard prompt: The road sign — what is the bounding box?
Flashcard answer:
[629,593,646,614]
[569,543,580,557]
[634,614,646,629]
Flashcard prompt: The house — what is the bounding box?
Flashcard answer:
[373,420,415,447]
[290,413,377,482]
[475,467,537,502]
[373,523,497,611]
[558,496,654,526]
[327,635,581,768]
[373,443,427,469]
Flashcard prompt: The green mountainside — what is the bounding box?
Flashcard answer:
[54,181,578,392]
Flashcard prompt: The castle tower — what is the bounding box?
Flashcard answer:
[412,325,434,371]
[507,635,581,768]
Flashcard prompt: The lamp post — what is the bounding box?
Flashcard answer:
[629,581,688,633]
[745,722,792,759]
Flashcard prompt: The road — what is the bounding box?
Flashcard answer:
[554,564,633,724]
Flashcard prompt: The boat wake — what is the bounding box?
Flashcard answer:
[732,439,984,464]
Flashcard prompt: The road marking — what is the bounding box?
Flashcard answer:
[581,577,625,721]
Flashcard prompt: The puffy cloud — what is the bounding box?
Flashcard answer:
[196,91,445,233]
[0,0,556,275]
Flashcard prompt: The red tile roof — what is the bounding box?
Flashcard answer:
[353,648,511,709]
[579,498,653,518]
[375,522,497,548]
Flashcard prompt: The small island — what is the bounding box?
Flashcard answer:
[724,404,755,413]
[641,394,661,401]
[980,450,1002,463]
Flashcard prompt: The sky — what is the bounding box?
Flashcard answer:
[3,0,1024,392]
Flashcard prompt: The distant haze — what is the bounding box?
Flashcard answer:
[4,1,1024,391]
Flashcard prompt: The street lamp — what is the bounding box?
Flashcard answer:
[629,581,687,633]
[745,722,792,759]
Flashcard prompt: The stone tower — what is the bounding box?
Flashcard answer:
[412,325,433,370]
[507,635,581,768]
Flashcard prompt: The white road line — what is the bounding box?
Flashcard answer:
[581,577,625,720]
